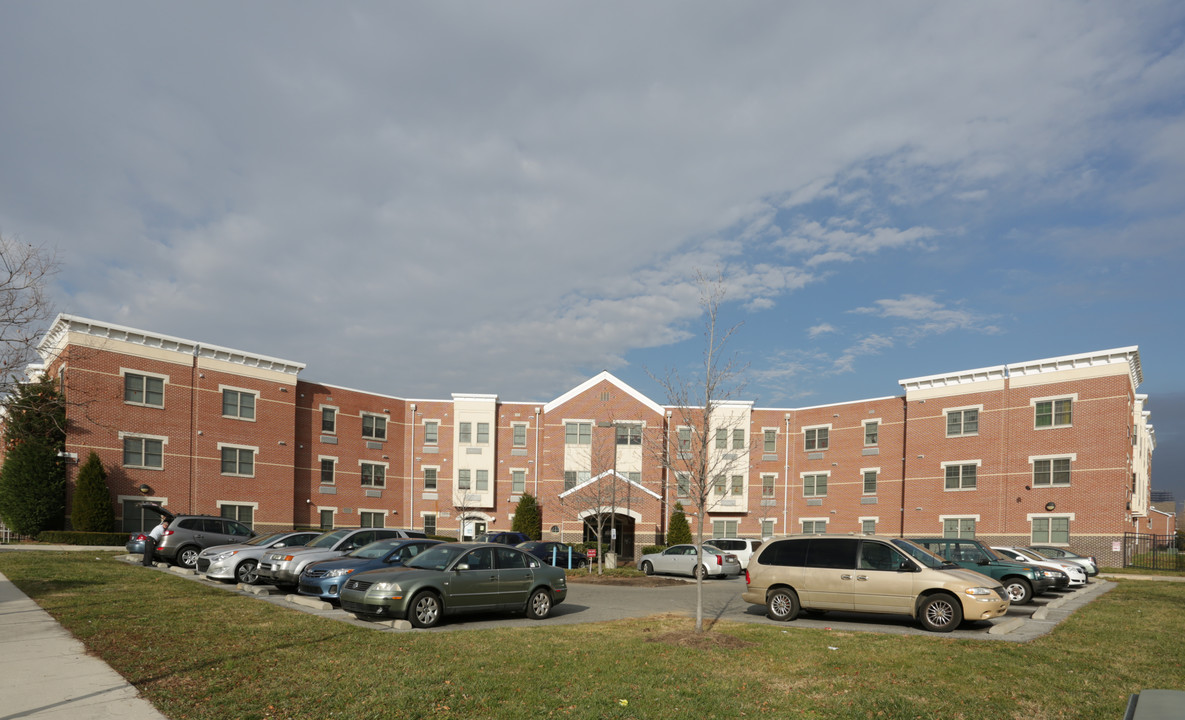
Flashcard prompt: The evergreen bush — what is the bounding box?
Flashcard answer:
[71,452,116,532]
[666,502,692,545]
[511,493,542,540]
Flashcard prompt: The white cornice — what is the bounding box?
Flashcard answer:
[1006,346,1141,388]
[543,370,666,416]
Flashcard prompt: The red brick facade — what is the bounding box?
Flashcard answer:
[39,315,1162,566]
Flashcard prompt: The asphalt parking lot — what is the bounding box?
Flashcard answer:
[137,556,1111,641]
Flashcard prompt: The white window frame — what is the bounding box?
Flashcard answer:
[940,515,980,538]
[217,443,257,478]
[424,420,440,445]
[761,473,776,498]
[801,518,828,534]
[318,455,337,485]
[360,460,388,487]
[358,509,387,528]
[120,432,167,470]
[220,385,258,421]
[1028,513,1075,544]
[941,460,981,491]
[945,405,982,437]
[1032,394,1077,429]
[863,419,880,446]
[423,465,439,491]
[1030,453,1076,487]
[121,369,168,408]
[565,421,592,445]
[511,422,528,448]
[859,517,878,535]
[762,428,778,453]
[861,467,879,495]
[320,405,338,435]
[803,425,831,451]
[802,472,829,498]
[511,468,526,495]
[362,412,388,441]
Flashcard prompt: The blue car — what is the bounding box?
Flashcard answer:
[298,538,443,601]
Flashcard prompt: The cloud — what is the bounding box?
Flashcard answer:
[808,323,837,338]
[850,294,1001,338]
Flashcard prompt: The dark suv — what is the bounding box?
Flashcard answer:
[908,537,1059,604]
[127,503,255,569]
[474,531,531,545]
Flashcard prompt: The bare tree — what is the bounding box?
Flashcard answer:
[650,271,748,633]
[557,421,622,574]
[0,234,57,393]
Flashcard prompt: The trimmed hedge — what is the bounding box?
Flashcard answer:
[36,531,128,546]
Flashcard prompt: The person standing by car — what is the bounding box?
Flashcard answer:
[143,519,168,567]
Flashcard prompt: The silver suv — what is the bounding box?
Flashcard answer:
[255,527,426,590]
[129,503,255,569]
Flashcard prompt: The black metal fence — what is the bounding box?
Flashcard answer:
[1123,532,1185,570]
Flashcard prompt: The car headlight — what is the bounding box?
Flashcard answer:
[323,568,354,578]
[963,587,996,596]
[213,550,239,561]
[372,581,401,592]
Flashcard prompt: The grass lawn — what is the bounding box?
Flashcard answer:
[3,552,1184,720]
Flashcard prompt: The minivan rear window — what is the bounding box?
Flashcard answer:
[805,538,857,569]
[757,539,808,567]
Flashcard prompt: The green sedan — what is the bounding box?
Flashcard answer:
[339,542,568,628]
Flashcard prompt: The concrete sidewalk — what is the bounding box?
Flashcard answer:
[0,570,168,720]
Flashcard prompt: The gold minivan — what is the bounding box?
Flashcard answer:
[742,535,1010,632]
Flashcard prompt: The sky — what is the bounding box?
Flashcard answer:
[1,3,1183,503]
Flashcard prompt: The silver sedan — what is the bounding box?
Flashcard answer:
[638,544,741,578]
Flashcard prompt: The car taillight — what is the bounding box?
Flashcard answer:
[744,569,750,585]
[162,530,175,537]
[715,554,723,566]
[134,534,147,541]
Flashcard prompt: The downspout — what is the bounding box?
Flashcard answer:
[190,344,200,513]
[899,396,908,538]
[533,407,541,496]
[783,413,791,536]
[409,403,416,531]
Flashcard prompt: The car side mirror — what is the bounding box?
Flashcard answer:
[898,562,916,573]
[455,563,470,571]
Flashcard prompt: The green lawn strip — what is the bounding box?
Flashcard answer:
[3,553,1184,720]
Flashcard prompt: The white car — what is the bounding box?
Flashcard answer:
[706,538,763,569]
[992,546,1087,587]
[1027,545,1099,577]
[639,544,742,579]
[198,530,322,585]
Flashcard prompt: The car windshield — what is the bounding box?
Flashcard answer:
[307,529,353,548]
[405,544,468,571]
[891,539,948,569]
[518,541,543,551]
[348,540,404,559]
[244,532,287,547]
[1012,548,1042,561]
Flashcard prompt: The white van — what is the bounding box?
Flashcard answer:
[706,538,763,569]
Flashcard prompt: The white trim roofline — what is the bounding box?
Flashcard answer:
[39,313,306,377]
[899,346,1142,393]
[543,370,666,416]
[557,469,663,501]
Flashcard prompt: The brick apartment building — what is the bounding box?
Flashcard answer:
[33,314,1168,565]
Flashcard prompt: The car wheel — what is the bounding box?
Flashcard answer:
[1003,577,1033,605]
[408,591,442,629]
[235,560,259,585]
[918,593,962,632]
[766,588,800,621]
[176,546,200,570]
[526,588,552,620]
[576,559,587,569]
[640,561,653,575]
[694,564,708,580]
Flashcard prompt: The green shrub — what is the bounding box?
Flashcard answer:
[641,545,666,555]
[511,494,542,540]
[666,502,692,545]
[71,452,117,533]
[36,531,127,546]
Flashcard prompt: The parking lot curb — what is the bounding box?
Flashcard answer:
[987,618,1025,635]
[286,594,333,611]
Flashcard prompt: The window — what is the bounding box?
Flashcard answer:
[760,519,775,537]
[712,520,739,537]
[715,428,728,449]
[762,474,775,498]
[458,422,471,443]
[616,425,642,445]
[944,463,978,490]
[123,499,159,532]
[476,423,489,444]
[321,407,336,434]
[1032,516,1070,544]
[802,520,827,534]
[946,408,978,437]
[677,427,692,452]
[733,429,745,450]
[476,469,489,492]
[424,421,439,445]
[861,519,876,535]
[511,469,526,494]
[864,421,879,446]
[627,472,641,483]
[731,475,744,496]
[714,475,727,495]
[676,473,690,498]
[220,504,254,528]
[423,513,437,536]
[565,422,591,445]
[221,446,255,477]
[512,423,527,447]
[360,511,384,528]
[123,436,163,469]
[763,429,777,453]
[804,427,829,451]
[362,414,387,441]
[1033,458,1071,487]
[320,458,335,485]
[124,373,164,407]
[222,389,256,420]
[361,462,385,487]
[943,518,976,538]
[1035,398,1073,428]
[803,473,828,497]
[424,467,438,491]
[319,509,334,530]
[458,469,471,490]
[863,470,878,495]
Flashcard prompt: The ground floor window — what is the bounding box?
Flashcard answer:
[220,503,254,528]
[760,519,775,537]
[319,509,334,529]
[802,519,827,534]
[712,519,739,537]
[943,518,976,538]
[121,500,158,533]
[1032,516,1070,544]
[360,511,385,528]
[423,513,437,536]
[861,519,876,535]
